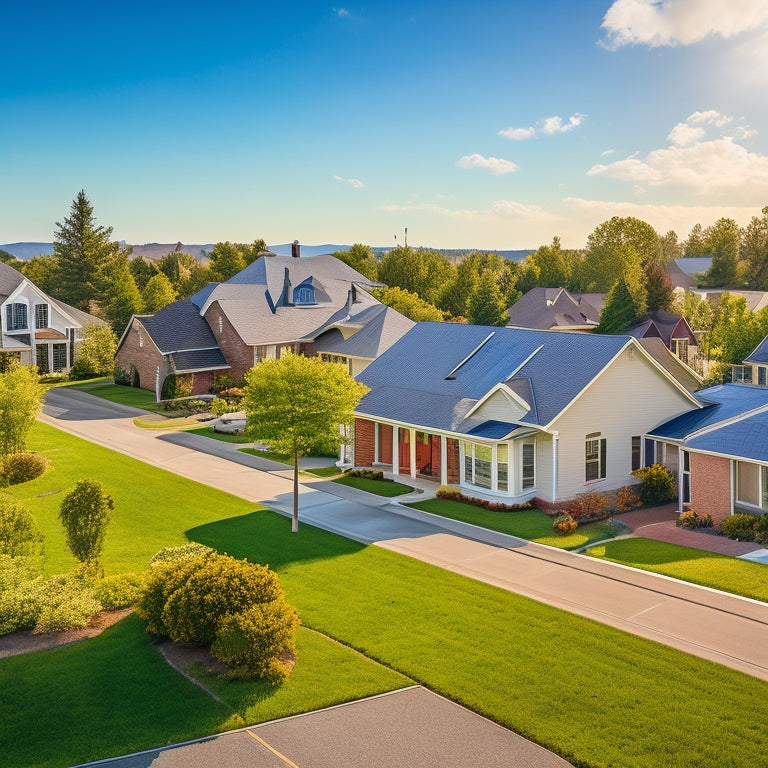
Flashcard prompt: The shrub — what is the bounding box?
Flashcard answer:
[161,556,283,645]
[677,509,713,529]
[211,597,300,683]
[58,480,114,567]
[161,373,193,401]
[631,464,677,505]
[92,572,146,609]
[753,515,768,545]
[434,485,533,512]
[553,514,578,535]
[150,542,215,566]
[113,366,131,386]
[0,493,44,558]
[33,574,102,633]
[720,513,759,541]
[347,469,385,481]
[616,485,642,512]
[2,452,49,485]
[219,387,244,399]
[70,325,118,379]
[567,492,608,520]
[210,373,244,394]
[0,576,42,635]
[211,398,229,418]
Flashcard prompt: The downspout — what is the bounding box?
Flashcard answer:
[155,365,161,403]
[730,459,735,517]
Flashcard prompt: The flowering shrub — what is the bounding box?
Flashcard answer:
[631,464,677,505]
[435,486,532,512]
[2,452,49,485]
[567,492,608,520]
[553,514,577,535]
[720,513,759,541]
[677,509,713,529]
[616,485,642,512]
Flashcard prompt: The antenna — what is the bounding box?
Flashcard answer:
[405,227,408,248]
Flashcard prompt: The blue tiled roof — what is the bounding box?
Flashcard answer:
[686,410,768,462]
[465,421,521,439]
[356,323,630,431]
[140,299,220,353]
[647,384,768,440]
[744,334,768,364]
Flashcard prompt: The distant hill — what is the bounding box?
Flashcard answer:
[2,242,533,263]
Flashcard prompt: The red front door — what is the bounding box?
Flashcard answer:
[378,424,393,464]
[398,428,410,472]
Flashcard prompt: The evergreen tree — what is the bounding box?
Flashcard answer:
[467,271,508,326]
[742,206,768,290]
[596,279,642,334]
[129,257,158,292]
[100,252,144,333]
[530,237,569,287]
[683,223,707,257]
[142,273,177,313]
[644,260,673,312]
[53,191,118,310]
[700,218,741,288]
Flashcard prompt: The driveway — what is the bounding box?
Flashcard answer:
[40,388,768,681]
[76,687,572,768]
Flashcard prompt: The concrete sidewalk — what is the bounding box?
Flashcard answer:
[39,387,768,681]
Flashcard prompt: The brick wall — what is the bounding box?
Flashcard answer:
[446,438,460,484]
[354,418,375,466]
[115,319,167,394]
[204,302,254,381]
[689,452,732,525]
[190,370,214,395]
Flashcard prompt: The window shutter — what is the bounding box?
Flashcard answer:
[600,438,607,479]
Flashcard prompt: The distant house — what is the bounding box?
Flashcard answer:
[352,322,699,506]
[115,252,414,397]
[625,310,698,365]
[647,384,768,524]
[506,287,601,332]
[744,334,768,387]
[0,261,105,373]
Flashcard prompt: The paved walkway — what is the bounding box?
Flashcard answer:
[78,687,572,768]
[40,388,768,681]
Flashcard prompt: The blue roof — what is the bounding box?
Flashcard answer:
[648,384,768,440]
[744,334,768,364]
[466,421,521,439]
[356,323,631,433]
[686,410,768,462]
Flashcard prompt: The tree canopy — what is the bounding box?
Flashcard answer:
[243,353,368,532]
[332,244,378,281]
[0,364,43,457]
[208,240,266,281]
[372,286,444,322]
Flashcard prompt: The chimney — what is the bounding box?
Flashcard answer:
[291,240,300,258]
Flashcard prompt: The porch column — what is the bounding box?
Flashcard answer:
[374,423,379,464]
[678,446,684,514]
[392,427,400,474]
[440,435,447,486]
[409,428,416,479]
[551,432,559,502]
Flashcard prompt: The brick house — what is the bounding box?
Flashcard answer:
[115,251,414,399]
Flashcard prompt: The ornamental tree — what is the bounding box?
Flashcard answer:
[243,352,369,532]
[58,480,114,568]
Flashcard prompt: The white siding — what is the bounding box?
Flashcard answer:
[551,347,695,500]
[473,389,529,423]
[535,432,554,501]
[350,357,369,377]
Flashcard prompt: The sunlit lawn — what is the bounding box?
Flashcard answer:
[333,475,413,497]
[67,381,167,414]
[185,425,252,444]
[409,497,624,550]
[586,538,768,602]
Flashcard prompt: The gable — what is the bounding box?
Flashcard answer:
[471,388,530,425]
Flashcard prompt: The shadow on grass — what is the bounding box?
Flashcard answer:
[187,509,366,571]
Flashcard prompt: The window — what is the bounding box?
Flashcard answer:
[474,445,492,489]
[759,366,767,387]
[631,436,642,471]
[736,461,761,508]
[293,284,316,305]
[585,433,606,482]
[497,444,508,492]
[35,304,48,329]
[6,303,27,331]
[673,338,689,364]
[52,344,67,372]
[521,443,535,490]
[681,450,690,505]
[320,353,349,366]
[35,344,48,373]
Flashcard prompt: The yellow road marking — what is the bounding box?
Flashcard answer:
[246,729,300,768]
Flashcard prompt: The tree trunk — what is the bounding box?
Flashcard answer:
[292,452,299,533]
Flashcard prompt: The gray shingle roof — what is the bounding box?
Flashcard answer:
[355,323,632,433]
[0,261,26,299]
[506,287,600,330]
[637,338,701,393]
[140,299,220,353]
[170,349,229,373]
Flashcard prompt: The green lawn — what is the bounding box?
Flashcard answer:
[186,426,253,444]
[333,475,413,497]
[67,381,167,414]
[409,497,624,550]
[0,617,408,768]
[586,538,768,602]
[304,465,344,478]
[4,423,768,768]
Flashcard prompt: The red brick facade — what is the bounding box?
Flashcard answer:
[354,418,376,466]
[204,302,253,383]
[115,319,167,394]
[689,452,732,525]
[446,438,460,484]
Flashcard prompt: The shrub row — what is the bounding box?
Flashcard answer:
[721,513,768,544]
[677,509,714,529]
[436,486,533,512]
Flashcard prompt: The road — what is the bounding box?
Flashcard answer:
[42,387,768,681]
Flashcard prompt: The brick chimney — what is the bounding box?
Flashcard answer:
[291,240,300,258]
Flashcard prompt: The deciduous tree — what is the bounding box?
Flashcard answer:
[142,273,177,313]
[378,247,456,306]
[332,244,378,280]
[0,364,43,457]
[58,479,113,569]
[742,206,768,290]
[22,255,61,296]
[467,270,509,326]
[100,252,144,333]
[243,353,368,532]
[70,325,118,379]
[372,286,444,321]
[700,218,741,288]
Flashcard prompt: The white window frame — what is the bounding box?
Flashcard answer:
[585,432,606,483]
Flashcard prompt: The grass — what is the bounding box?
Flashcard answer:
[586,538,768,602]
[408,497,624,550]
[5,424,768,767]
[240,446,292,464]
[67,381,167,414]
[333,475,413,497]
[304,465,344,478]
[185,425,253,444]
[0,617,408,768]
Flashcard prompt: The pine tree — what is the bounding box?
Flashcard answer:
[100,252,144,333]
[467,270,509,326]
[53,191,118,310]
[596,279,640,334]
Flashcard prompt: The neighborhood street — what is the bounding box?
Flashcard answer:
[42,387,768,681]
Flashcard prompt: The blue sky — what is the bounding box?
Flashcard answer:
[2,1,768,249]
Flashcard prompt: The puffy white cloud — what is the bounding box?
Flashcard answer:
[688,109,733,126]
[456,154,518,175]
[541,113,585,135]
[666,123,706,147]
[601,0,768,49]
[333,175,364,188]
[498,125,536,140]
[334,7,350,17]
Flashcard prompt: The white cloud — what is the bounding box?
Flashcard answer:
[601,0,768,49]
[334,7,350,17]
[380,200,553,223]
[541,113,585,135]
[333,175,364,189]
[601,149,616,156]
[456,154,518,175]
[587,114,767,194]
[498,125,536,140]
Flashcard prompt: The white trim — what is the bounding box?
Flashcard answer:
[445,332,496,378]
[463,381,532,419]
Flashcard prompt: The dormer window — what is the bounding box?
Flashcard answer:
[35,304,48,329]
[6,303,27,331]
[293,281,316,306]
